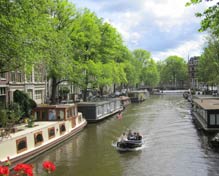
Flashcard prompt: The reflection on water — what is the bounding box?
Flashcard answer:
[30,94,219,176]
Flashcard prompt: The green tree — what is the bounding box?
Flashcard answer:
[186,0,219,35]
[45,0,77,104]
[197,36,219,85]
[160,56,188,89]
[0,0,51,73]
[13,90,36,117]
[141,59,160,88]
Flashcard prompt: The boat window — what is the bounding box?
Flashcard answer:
[110,102,114,111]
[210,114,216,125]
[42,110,47,121]
[67,109,71,118]
[216,114,219,125]
[16,137,27,154]
[48,109,56,120]
[48,127,55,139]
[104,104,107,114]
[34,111,40,121]
[34,132,44,146]
[57,110,64,120]
[59,124,66,134]
[97,106,102,117]
[78,114,82,123]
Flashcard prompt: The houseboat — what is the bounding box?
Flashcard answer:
[127,90,149,103]
[191,98,219,132]
[77,98,123,122]
[0,104,87,168]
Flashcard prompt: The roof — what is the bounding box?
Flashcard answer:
[36,104,76,109]
[193,98,219,110]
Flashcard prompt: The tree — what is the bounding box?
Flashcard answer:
[197,36,219,85]
[141,59,160,88]
[13,90,36,117]
[0,0,52,73]
[186,0,219,35]
[70,9,102,101]
[160,56,188,89]
[45,0,77,104]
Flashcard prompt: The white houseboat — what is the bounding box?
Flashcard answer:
[192,98,219,131]
[0,104,87,168]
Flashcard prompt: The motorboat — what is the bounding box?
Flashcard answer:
[114,133,144,152]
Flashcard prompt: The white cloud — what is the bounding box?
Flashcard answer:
[152,34,207,61]
[71,0,212,60]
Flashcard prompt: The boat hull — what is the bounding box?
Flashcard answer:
[0,120,87,168]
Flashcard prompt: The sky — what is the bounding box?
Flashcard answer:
[70,0,215,61]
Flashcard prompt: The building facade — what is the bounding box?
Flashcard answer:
[188,56,199,89]
[0,65,46,107]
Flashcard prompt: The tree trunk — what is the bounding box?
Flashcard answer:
[100,87,104,96]
[51,77,58,104]
[82,74,89,102]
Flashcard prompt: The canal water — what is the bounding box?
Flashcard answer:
[30,94,219,176]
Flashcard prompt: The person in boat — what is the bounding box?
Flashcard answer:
[120,132,127,142]
[127,130,135,140]
[136,132,142,140]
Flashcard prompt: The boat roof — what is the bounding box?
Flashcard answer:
[36,104,76,109]
[193,98,219,110]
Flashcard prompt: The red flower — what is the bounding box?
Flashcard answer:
[42,161,56,173]
[0,166,9,176]
[14,163,33,176]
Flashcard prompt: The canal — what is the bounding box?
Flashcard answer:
[30,94,219,176]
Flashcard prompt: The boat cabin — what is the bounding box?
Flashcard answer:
[127,90,149,103]
[77,98,122,122]
[192,98,219,131]
[33,104,78,121]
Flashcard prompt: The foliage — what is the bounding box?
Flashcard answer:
[197,36,219,84]
[141,59,160,87]
[13,90,36,117]
[0,103,23,127]
[186,0,218,35]
[160,56,188,88]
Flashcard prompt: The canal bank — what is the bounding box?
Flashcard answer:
[30,94,219,176]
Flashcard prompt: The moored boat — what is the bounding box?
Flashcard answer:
[127,90,149,103]
[0,104,87,168]
[77,98,123,122]
[191,98,219,131]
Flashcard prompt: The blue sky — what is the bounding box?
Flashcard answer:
[70,0,215,61]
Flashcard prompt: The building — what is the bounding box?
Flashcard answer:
[0,65,46,107]
[188,56,199,89]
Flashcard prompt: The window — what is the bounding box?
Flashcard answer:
[34,132,44,146]
[57,110,64,120]
[0,73,6,80]
[16,72,22,82]
[11,72,16,82]
[35,90,42,100]
[34,111,40,120]
[216,114,219,125]
[48,127,55,139]
[0,88,5,95]
[16,137,27,154]
[210,114,216,125]
[48,109,56,120]
[59,123,66,135]
[27,89,33,99]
